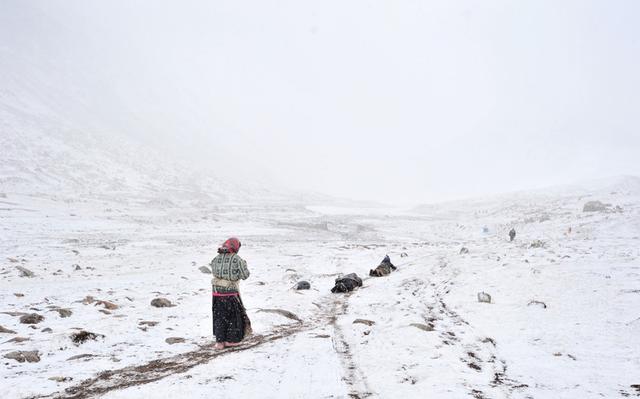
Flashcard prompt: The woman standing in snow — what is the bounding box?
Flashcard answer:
[210,237,251,349]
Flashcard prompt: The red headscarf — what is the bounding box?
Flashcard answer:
[218,237,241,254]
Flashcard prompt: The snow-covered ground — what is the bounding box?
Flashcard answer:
[2,173,639,398]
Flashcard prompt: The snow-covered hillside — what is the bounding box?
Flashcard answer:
[1,174,639,398]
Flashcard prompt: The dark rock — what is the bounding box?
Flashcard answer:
[353,319,375,326]
[139,321,159,327]
[53,308,73,318]
[95,300,118,310]
[4,350,40,363]
[295,281,311,290]
[477,292,492,303]
[165,337,186,344]
[151,298,174,308]
[81,296,96,304]
[459,247,470,254]
[41,327,53,333]
[409,323,434,332]
[19,313,44,324]
[66,353,97,361]
[70,330,105,344]
[49,376,73,382]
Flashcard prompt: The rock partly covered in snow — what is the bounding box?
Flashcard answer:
[19,313,44,324]
[16,266,35,277]
[477,292,492,303]
[4,350,40,363]
[150,298,175,308]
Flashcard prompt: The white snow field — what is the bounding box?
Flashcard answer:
[1,122,640,398]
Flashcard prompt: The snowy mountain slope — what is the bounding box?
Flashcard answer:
[0,104,317,206]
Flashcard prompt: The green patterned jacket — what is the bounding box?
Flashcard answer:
[210,253,250,293]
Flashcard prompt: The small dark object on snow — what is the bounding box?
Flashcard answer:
[20,313,44,324]
[459,247,470,255]
[16,266,35,277]
[410,323,434,332]
[198,266,211,274]
[71,330,104,344]
[4,350,40,363]
[165,337,186,344]
[257,308,302,322]
[527,300,547,309]
[53,308,73,318]
[509,228,516,242]
[477,292,492,303]
[369,255,397,277]
[353,319,375,326]
[331,273,362,293]
[295,281,310,290]
[400,252,408,258]
[151,298,175,308]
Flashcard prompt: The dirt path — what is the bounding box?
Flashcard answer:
[26,294,347,399]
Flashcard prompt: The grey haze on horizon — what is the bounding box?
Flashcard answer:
[1,0,639,204]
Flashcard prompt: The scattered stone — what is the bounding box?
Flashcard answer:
[528,300,547,309]
[409,323,434,332]
[0,325,16,334]
[81,296,96,305]
[98,310,112,315]
[459,247,470,254]
[151,298,175,308]
[257,308,302,322]
[353,319,375,326]
[139,321,159,327]
[400,252,408,257]
[66,353,97,361]
[20,313,44,324]
[41,328,53,333]
[95,300,118,310]
[583,200,609,212]
[295,281,311,290]
[6,336,29,343]
[53,308,73,318]
[14,293,24,297]
[165,337,186,344]
[49,376,73,383]
[72,250,80,255]
[477,292,492,303]
[70,330,105,345]
[100,244,116,250]
[198,266,211,274]
[4,350,40,363]
[529,240,545,249]
[16,266,35,277]
[73,264,82,271]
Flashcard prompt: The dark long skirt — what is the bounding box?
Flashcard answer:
[212,295,250,343]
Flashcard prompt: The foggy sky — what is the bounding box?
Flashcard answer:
[1,1,639,204]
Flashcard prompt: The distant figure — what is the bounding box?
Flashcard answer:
[331,273,363,293]
[369,255,397,277]
[210,237,251,350]
[509,228,516,242]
